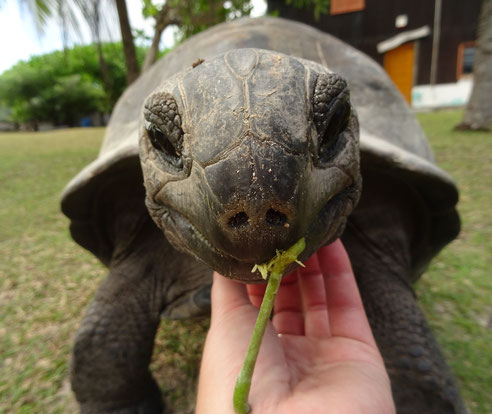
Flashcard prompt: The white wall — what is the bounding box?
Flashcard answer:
[412,78,473,109]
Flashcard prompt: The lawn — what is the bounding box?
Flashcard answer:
[0,110,490,413]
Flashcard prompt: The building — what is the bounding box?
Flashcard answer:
[268,0,482,108]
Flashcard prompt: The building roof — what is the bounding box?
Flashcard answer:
[377,25,431,53]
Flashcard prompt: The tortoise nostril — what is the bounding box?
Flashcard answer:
[265,209,288,226]
[228,212,249,228]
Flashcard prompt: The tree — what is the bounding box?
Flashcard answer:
[73,0,116,101]
[456,0,492,131]
[141,0,180,73]
[0,43,140,128]
[12,0,82,48]
[1,68,104,129]
[140,0,253,73]
[115,0,140,85]
[10,0,254,82]
[11,0,137,88]
[283,0,330,19]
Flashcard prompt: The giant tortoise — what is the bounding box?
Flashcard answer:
[61,17,465,414]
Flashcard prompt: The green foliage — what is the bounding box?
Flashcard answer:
[179,0,253,40]
[0,42,145,127]
[285,0,331,19]
[143,0,253,43]
[142,0,160,18]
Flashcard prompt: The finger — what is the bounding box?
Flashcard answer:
[200,273,263,413]
[298,254,331,337]
[211,272,251,324]
[272,271,304,335]
[317,240,377,347]
[246,283,267,308]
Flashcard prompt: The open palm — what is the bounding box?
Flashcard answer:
[197,240,395,414]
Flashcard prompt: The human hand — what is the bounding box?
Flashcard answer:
[196,239,395,414]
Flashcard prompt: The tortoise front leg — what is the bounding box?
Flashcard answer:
[342,219,467,413]
[344,248,467,414]
[70,205,210,414]
[340,171,467,413]
[71,242,168,413]
[71,212,212,413]
[72,281,164,413]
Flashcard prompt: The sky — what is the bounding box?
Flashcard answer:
[0,0,267,75]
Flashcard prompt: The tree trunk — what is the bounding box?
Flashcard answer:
[141,6,180,73]
[457,0,492,131]
[95,39,112,104]
[115,0,140,85]
[141,20,168,73]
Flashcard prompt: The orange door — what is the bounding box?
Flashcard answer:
[384,42,414,104]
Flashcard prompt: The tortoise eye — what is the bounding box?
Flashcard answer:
[147,124,183,169]
[318,97,351,161]
[143,92,184,171]
[313,73,352,164]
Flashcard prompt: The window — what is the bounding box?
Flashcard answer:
[330,0,365,15]
[457,42,476,79]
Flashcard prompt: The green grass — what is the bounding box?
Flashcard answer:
[0,129,108,413]
[0,111,490,413]
[415,111,492,414]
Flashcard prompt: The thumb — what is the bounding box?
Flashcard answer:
[210,272,252,325]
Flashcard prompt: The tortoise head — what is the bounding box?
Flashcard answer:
[139,48,361,282]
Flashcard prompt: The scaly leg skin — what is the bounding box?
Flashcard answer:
[73,286,164,414]
[344,236,468,414]
[342,171,468,414]
[71,214,211,414]
[70,172,213,414]
[71,217,170,414]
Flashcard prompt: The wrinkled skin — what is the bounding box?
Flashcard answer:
[70,49,467,413]
[140,50,361,281]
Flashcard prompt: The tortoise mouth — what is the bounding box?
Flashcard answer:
[155,204,259,260]
[151,203,263,281]
[148,177,360,282]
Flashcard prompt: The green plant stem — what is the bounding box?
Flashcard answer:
[233,238,306,414]
[233,269,282,414]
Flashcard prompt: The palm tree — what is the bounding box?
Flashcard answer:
[73,0,115,100]
[14,0,81,48]
[13,0,254,84]
[12,0,140,86]
[115,0,140,85]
